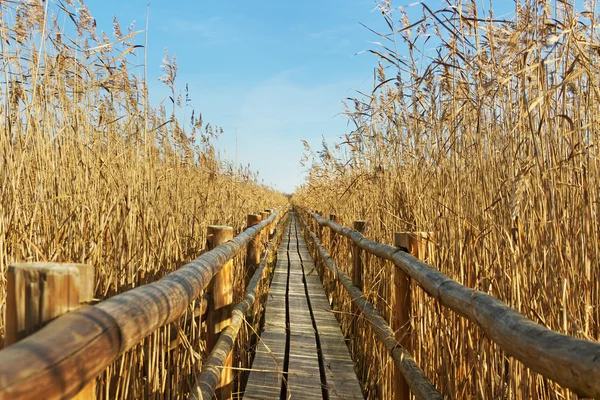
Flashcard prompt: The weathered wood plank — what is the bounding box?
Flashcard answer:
[286,227,322,398]
[245,214,364,400]
[243,331,286,400]
[296,230,363,400]
[244,220,291,399]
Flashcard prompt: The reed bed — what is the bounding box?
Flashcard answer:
[294,0,600,398]
[0,1,286,397]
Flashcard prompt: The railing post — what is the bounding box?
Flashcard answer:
[246,214,262,287]
[260,211,270,254]
[314,212,324,277]
[393,233,413,400]
[316,211,323,241]
[352,221,366,291]
[265,209,274,239]
[206,225,234,400]
[327,214,338,305]
[352,220,367,344]
[329,214,338,256]
[393,231,434,400]
[6,262,96,399]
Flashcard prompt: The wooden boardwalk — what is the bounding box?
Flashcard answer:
[244,213,363,400]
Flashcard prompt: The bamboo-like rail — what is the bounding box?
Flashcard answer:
[190,211,289,399]
[0,208,284,400]
[296,212,442,400]
[301,208,600,398]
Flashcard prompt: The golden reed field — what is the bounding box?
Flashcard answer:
[294,0,600,399]
[0,0,286,397]
[2,0,600,399]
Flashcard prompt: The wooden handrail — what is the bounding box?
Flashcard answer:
[0,208,283,400]
[190,210,289,399]
[302,208,600,398]
[297,212,442,400]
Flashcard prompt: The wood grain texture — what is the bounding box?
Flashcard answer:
[393,233,416,400]
[245,214,364,400]
[0,208,284,400]
[243,220,291,400]
[6,263,82,345]
[298,246,364,398]
[286,219,323,399]
[5,263,98,400]
[206,225,234,400]
[304,209,600,399]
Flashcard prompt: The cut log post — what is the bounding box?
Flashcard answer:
[314,212,324,277]
[206,225,234,400]
[6,262,96,399]
[352,221,367,292]
[393,233,412,400]
[246,214,262,287]
[393,232,434,400]
[265,209,275,238]
[327,214,338,305]
[352,220,367,346]
[260,211,270,254]
[329,214,338,256]
[316,211,323,240]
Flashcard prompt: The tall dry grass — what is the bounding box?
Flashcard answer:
[294,0,599,398]
[0,1,286,397]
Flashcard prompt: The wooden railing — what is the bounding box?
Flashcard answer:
[190,210,289,399]
[297,210,441,400]
[298,208,600,399]
[0,207,287,400]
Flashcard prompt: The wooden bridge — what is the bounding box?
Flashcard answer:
[244,213,362,399]
[0,207,600,399]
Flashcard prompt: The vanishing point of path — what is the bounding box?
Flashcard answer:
[244,212,363,399]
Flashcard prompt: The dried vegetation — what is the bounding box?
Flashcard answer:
[0,1,286,397]
[294,0,600,398]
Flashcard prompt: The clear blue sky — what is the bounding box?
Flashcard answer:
[84,0,492,193]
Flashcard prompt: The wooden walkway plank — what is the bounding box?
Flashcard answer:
[244,214,363,400]
[286,219,323,399]
[296,230,364,400]
[243,225,291,399]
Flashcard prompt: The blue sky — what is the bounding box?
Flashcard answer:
[83,0,492,193]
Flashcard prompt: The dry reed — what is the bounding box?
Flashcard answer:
[294,1,600,399]
[0,1,286,398]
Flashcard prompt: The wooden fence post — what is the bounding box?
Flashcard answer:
[393,232,434,400]
[352,220,367,344]
[246,214,262,288]
[393,233,412,400]
[260,211,270,254]
[327,214,338,305]
[206,225,234,400]
[264,209,274,239]
[352,221,367,291]
[314,212,324,277]
[316,211,323,241]
[329,214,338,256]
[6,262,96,399]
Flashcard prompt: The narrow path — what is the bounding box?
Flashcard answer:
[244,213,363,400]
